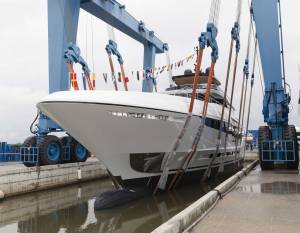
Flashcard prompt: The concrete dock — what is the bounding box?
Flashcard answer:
[190,167,300,233]
[0,157,107,198]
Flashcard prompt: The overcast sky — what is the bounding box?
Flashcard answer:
[0,0,300,143]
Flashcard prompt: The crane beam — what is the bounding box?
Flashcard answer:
[48,0,166,94]
[80,0,165,54]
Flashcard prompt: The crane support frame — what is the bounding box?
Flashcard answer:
[252,0,289,128]
[252,0,298,169]
[48,0,165,94]
[42,0,166,135]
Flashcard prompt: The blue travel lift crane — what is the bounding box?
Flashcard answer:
[251,0,298,169]
[0,0,167,166]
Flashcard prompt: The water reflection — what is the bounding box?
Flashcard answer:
[237,181,300,194]
[18,203,89,233]
[0,177,225,233]
[261,182,300,194]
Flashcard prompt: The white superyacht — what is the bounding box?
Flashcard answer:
[38,69,244,188]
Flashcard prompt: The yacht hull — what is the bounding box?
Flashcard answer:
[38,91,244,187]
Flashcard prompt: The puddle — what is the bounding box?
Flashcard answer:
[237,181,300,194]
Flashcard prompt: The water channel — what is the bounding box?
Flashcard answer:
[0,174,232,233]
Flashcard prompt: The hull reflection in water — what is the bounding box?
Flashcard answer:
[0,176,229,233]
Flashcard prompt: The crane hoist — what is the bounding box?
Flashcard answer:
[64,43,93,90]
[251,0,298,169]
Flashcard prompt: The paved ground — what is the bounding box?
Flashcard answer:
[191,166,300,233]
[244,150,258,162]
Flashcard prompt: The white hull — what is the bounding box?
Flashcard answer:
[38,91,243,182]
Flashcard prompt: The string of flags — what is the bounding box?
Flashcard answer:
[69,52,196,89]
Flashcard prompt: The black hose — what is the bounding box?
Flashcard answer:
[30,111,40,134]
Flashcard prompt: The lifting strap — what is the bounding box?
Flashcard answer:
[82,73,94,90]
[107,53,118,91]
[83,72,94,90]
[64,44,93,91]
[154,0,221,193]
[235,14,254,160]
[202,0,242,181]
[154,47,205,193]
[106,25,118,91]
[82,73,87,90]
[245,38,258,153]
[155,3,220,192]
[167,63,216,190]
[240,19,253,134]
[106,25,129,91]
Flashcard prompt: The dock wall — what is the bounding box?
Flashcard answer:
[0,160,108,199]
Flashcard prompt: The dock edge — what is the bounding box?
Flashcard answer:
[152,160,259,233]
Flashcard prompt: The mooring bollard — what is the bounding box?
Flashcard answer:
[77,167,82,180]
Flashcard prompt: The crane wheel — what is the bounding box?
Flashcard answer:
[258,126,274,170]
[70,139,90,163]
[22,136,38,167]
[38,135,64,165]
[283,125,299,170]
[59,136,72,162]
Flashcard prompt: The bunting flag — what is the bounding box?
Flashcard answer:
[72,51,197,90]
[103,73,108,83]
[160,65,166,74]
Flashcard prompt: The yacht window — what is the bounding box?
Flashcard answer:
[205,118,221,130]
[196,93,205,101]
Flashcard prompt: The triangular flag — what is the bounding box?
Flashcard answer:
[103,73,108,83]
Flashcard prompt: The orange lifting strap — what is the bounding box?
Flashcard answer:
[70,73,79,91]
[166,62,216,191]
[153,47,205,194]
[67,63,79,91]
